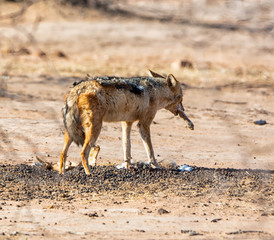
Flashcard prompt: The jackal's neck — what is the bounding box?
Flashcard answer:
[151,83,175,110]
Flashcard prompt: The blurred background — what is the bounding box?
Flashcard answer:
[1,0,273,85]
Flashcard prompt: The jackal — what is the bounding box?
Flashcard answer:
[60,70,194,175]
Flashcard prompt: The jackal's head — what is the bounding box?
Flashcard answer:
[148,70,194,130]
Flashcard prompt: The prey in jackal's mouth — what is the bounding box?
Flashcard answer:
[60,70,194,175]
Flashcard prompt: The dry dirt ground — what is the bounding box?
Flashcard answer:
[0,2,274,239]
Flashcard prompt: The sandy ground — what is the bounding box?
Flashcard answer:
[0,1,273,239]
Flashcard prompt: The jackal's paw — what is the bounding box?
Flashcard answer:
[187,121,194,130]
[84,169,91,175]
[144,161,161,169]
[116,162,134,169]
[151,163,161,169]
[116,162,127,169]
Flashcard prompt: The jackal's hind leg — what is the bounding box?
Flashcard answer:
[138,122,160,168]
[60,130,73,174]
[81,122,102,175]
[88,145,100,166]
[121,121,133,169]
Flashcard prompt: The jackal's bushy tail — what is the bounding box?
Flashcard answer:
[63,93,85,146]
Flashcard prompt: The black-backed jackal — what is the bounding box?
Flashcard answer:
[60,70,194,175]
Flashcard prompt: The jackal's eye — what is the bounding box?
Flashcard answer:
[175,94,182,102]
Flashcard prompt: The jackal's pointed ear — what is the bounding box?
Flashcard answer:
[147,69,165,78]
[166,74,178,88]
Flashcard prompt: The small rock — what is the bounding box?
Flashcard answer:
[179,165,193,172]
[11,231,19,236]
[85,212,99,218]
[158,208,169,215]
[189,231,202,236]
[180,60,194,69]
[38,51,47,58]
[181,230,202,236]
[171,60,194,70]
[211,218,222,222]
[254,120,267,125]
[226,230,265,235]
[17,47,31,55]
[55,51,67,58]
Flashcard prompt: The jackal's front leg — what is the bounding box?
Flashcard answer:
[138,122,160,168]
[121,121,133,169]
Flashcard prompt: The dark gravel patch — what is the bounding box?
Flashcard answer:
[0,164,273,201]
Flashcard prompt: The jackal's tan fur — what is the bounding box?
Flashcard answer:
[60,70,194,175]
